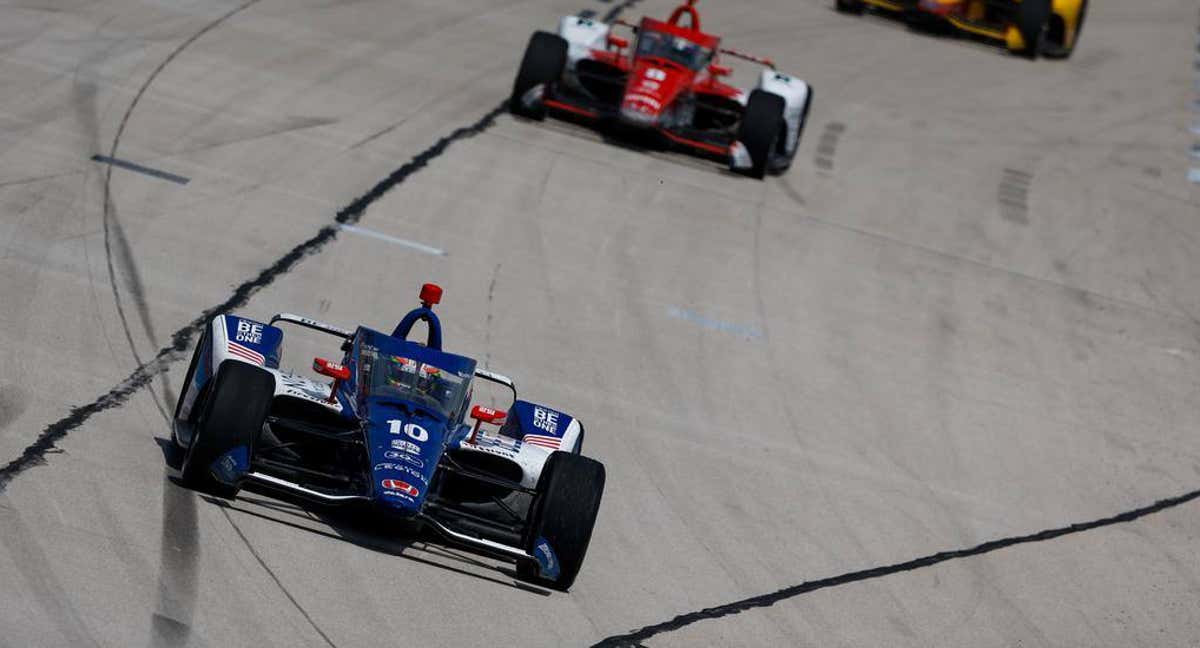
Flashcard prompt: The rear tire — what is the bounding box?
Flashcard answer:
[180,361,274,499]
[737,90,786,180]
[1013,0,1051,59]
[517,452,605,591]
[510,31,568,120]
[835,0,865,15]
[1042,0,1087,59]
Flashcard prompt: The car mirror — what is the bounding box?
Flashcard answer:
[607,34,628,50]
[467,405,507,444]
[470,405,507,425]
[708,63,732,77]
[313,357,350,381]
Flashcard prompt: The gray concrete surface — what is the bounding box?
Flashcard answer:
[1,0,1199,645]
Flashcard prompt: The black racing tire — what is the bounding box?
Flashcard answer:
[1042,0,1087,59]
[510,31,568,120]
[835,0,865,15]
[517,452,606,591]
[1014,0,1052,59]
[737,90,786,180]
[180,360,274,499]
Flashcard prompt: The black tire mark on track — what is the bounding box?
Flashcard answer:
[0,101,507,492]
[0,500,100,647]
[813,121,845,172]
[998,167,1033,225]
[150,476,199,647]
[483,262,501,369]
[0,385,28,430]
[100,0,262,426]
[592,487,1200,647]
[221,507,338,648]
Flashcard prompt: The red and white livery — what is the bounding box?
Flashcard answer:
[510,0,813,179]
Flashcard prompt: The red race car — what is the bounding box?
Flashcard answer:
[510,1,813,179]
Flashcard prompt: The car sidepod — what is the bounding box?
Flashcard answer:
[508,401,583,454]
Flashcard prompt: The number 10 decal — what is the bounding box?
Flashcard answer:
[388,420,429,442]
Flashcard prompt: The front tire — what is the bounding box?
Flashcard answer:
[736,90,786,180]
[517,452,605,591]
[180,361,274,498]
[510,31,568,120]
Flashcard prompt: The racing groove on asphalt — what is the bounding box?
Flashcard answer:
[2,1,1200,646]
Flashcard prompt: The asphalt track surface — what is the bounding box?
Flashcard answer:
[1,0,1199,646]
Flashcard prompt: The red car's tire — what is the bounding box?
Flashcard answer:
[511,31,568,120]
[737,90,786,180]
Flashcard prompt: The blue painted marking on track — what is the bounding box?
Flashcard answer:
[91,155,190,185]
[667,306,763,340]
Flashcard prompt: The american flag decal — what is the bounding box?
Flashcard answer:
[522,433,562,450]
[227,340,265,365]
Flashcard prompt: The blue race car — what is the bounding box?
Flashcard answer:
[172,283,606,590]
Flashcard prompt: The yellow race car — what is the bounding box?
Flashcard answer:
[836,0,1088,59]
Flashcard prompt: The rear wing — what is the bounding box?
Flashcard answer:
[269,313,353,340]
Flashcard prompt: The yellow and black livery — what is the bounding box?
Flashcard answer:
[836,0,1088,59]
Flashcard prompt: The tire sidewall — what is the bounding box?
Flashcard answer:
[180,360,273,496]
[520,451,605,590]
[738,90,786,179]
[511,32,567,119]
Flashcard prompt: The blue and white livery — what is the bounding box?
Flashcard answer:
[171,284,606,591]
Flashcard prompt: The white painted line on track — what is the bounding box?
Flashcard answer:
[338,224,446,256]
